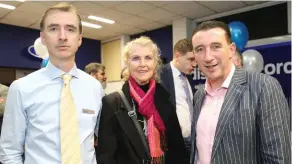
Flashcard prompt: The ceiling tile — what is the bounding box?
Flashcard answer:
[199,1,246,13]
[35,1,74,7]
[0,9,10,18]
[97,9,132,22]
[28,20,40,30]
[73,2,107,16]
[0,1,22,6]
[122,27,145,35]
[180,2,216,19]
[93,1,126,8]
[1,10,41,27]
[140,22,166,31]
[114,1,156,15]
[100,23,133,33]
[16,2,50,14]
[143,1,169,7]
[120,16,153,26]
[158,15,184,25]
[138,8,177,21]
[242,1,267,5]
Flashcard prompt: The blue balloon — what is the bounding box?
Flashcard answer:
[228,21,249,52]
[41,57,49,68]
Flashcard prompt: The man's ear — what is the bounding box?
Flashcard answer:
[78,33,82,47]
[174,52,181,60]
[40,32,46,46]
[90,72,95,77]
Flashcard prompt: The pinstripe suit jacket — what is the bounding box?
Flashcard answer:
[190,68,291,164]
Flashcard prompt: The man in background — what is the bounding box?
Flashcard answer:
[0,83,8,135]
[232,48,243,68]
[85,63,107,89]
[160,39,196,161]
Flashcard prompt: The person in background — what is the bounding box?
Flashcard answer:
[120,67,129,81]
[85,62,107,162]
[190,20,290,164]
[0,3,104,164]
[98,36,188,164]
[0,83,8,135]
[232,48,243,68]
[85,63,107,89]
[160,39,196,161]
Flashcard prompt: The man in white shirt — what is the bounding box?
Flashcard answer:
[0,2,104,164]
[160,39,196,160]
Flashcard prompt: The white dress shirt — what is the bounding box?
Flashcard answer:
[0,62,104,164]
[170,61,193,138]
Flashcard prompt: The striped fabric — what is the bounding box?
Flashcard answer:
[190,68,291,164]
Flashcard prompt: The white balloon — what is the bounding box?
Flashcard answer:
[242,49,264,73]
[34,37,49,59]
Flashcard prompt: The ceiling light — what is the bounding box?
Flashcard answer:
[0,3,15,10]
[88,15,115,24]
[16,0,25,2]
[81,21,102,29]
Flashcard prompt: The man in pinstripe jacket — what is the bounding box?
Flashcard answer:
[190,20,290,164]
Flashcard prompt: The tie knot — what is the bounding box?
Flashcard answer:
[62,74,72,85]
[179,73,185,79]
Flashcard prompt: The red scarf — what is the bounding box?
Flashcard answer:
[129,76,166,163]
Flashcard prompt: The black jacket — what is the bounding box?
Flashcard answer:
[97,82,188,164]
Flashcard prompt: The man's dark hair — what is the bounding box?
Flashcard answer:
[192,20,232,44]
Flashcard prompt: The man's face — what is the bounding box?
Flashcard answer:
[192,28,235,83]
[93,70,107,88]
[232,53,243,68]
[40,10,82,61]
[174,51,196,75]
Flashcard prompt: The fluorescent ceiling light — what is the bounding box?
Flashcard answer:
[16,0,25,2]
[88,15,115,24]
[81,21,102,29]
[0,3,16,10]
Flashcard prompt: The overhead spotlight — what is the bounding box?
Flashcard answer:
[88,15,115,24]
[0,3,15,10]
[81,21,102,29]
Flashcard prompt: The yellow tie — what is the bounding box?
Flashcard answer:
[60,74,82,164]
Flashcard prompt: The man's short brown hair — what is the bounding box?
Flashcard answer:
[40,2,82,34]
[192,20,232,44]
[174,39,193,55]
[85,63,105,75]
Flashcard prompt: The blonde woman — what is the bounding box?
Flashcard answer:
[98,36,187,164]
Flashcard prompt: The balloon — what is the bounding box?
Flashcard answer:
[242,49,264,73]
[34,37,49,59]
[41,57,49,68]
[228,21,249,51]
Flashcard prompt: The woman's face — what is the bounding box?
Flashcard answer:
[127,44,156,85]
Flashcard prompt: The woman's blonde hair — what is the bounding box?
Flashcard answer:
[123,36,162,82]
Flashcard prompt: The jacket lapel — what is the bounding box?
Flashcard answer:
[190,85,205,164]
[211,69,246,160]
[164,63,176,106]
[114,82,149,159]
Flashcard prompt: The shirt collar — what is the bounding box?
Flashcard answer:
[205,64,235,94]
[44,61,79,80]
[170,61,182,77]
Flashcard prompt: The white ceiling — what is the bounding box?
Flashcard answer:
[0,1,265,41]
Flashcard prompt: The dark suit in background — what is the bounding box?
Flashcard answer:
[190,69,291,164]
[160,63,195,107]
[98,82,188,164]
